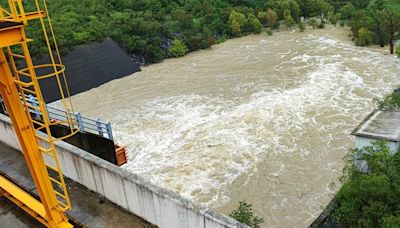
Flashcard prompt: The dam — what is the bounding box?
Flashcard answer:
[67,26,400,227]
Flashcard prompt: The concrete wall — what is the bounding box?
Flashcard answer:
[0,114,245,228]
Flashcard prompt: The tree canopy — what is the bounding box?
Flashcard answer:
[20,0,400,63]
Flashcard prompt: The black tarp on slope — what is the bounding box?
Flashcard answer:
[35,38,140,102]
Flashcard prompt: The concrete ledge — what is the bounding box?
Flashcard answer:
[0,114,245,228]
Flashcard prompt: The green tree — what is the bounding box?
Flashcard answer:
[229,10,247,36]
[230,201,264,228]
[246,14,262,33]
[382,0,400,54]
[328,12,341,25]
[340,2,356,20]
[266,8,278,28]
[169,39,188,57]
[396,45,400,57]
[356,27,374,46]
[276,0,300,20]
[316,0,333,24]
[348,9,376,39]
[298,21,306,31]
[284,10,295,29]
[372,9,391,47]
[366,0,400,52]
[257,11,267,26]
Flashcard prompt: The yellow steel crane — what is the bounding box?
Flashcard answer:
[0,0,78,227]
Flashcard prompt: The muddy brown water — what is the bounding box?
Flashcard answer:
[69,26,400,227]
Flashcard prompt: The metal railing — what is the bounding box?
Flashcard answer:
[0,96,5,114]
[0,95,114,141]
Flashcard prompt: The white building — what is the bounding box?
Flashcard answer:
[351,110,400,172]
[352,110,400,153]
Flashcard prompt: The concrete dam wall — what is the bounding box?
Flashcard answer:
[0,114,245,228]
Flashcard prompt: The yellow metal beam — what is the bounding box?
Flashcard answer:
[0,26,24,48]
[0,175,47,224]
[0,11,46,22]
[0,47,73,228]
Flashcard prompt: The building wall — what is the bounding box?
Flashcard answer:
[354,137,399,172]
[0,114,245,228]
[355,137,399,153]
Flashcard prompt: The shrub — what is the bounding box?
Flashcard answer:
[308,17,319,29]
[230,201,264,228]
[396,45,400,58]
[265,28,273,36]
[169,38,188,57]
[356,27,374,46]
[298,22,305,32]
[284,10,295,29]
[376,91,400,110]
[329,12,341,26]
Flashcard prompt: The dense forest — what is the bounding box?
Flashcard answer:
[21,0,400,63]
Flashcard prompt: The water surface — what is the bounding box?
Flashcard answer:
[71,27,400,227]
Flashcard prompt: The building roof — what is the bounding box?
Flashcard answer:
[35,38,141,102]
[352,110,400,142]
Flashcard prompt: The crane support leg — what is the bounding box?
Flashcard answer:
[0,49,72,227]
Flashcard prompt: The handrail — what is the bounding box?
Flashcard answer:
[0,95,114,141]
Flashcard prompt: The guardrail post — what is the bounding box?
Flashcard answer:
[76,112,84,133]
[106,122,114,141]
[96,118,103,137]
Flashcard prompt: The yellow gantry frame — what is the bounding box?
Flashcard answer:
[0,0,74,227]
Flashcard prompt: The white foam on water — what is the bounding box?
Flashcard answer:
[118,33,399,206]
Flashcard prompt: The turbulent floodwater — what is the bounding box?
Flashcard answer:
[70,27,400,227]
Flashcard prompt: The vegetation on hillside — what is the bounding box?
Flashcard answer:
[333,141,400,227]
[19,0,399,64]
